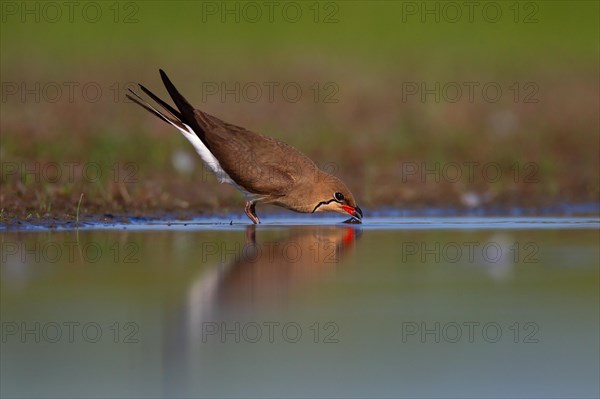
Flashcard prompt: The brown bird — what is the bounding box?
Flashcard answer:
[126,69,362,224]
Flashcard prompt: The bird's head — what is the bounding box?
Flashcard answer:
[310,174,363,221]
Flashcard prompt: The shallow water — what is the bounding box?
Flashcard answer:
[1,217,599,398]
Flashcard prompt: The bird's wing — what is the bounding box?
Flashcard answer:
[202,123,320,196]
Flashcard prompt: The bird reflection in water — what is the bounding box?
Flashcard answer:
[187,225,360,318]
[162,225,360,392]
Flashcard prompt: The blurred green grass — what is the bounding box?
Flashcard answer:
[2,1,597,63]
[1,1,598,221]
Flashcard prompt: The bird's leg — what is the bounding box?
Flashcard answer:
[244,201,260,224]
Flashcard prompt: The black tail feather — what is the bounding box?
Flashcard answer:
[159,69,207,142]
[138,84,181,120]
[127,88,185,131]
[159,70,195,122]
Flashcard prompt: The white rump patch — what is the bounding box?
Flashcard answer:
[176,122,233,184]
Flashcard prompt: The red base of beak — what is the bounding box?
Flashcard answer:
[342,205,363,219]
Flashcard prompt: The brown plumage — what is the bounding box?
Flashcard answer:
[127,69,362,224]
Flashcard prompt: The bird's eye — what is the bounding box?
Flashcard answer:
[334,192,345,201]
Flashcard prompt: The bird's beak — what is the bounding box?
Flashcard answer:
[355,206,363,219]
[342,205,363,220]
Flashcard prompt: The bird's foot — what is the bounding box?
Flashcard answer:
[244,201,260,224]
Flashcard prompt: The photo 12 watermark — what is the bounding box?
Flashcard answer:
[198,159,341,185]
[199,1,340,23]
[1,321,140,344]
[400,162,540,184]
[1,161,138,185]
[1,1,140,24]
[199,321,339,343]
[1,240,140,264]
[400,321,540,343]
[399,241,539,264]
[200,239,344,264]
[196,81,339,104]
[400,2,540,24]
[401,81,540,104]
